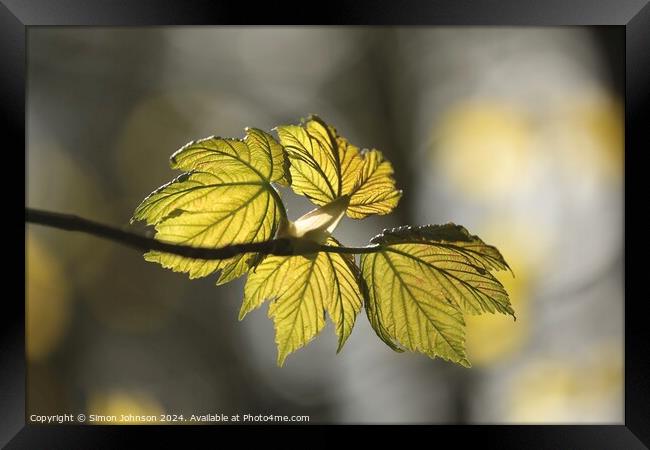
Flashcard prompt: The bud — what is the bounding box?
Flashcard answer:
[277,195,350,245]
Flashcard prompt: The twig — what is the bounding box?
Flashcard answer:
[25,208,380,259]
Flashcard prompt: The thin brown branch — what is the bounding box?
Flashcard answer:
[25,208,380,260]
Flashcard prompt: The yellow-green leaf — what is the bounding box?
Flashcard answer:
[347,149,402,219]
[360,224,514,367]
[131,128,288,285]
[275,115,401,219]
[129,116,515,368]
[324,238,364,353]
[170,127,289,185]
[241,238,362,365]
[369,224,513,315]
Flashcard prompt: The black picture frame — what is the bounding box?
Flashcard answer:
[8,0,648,446]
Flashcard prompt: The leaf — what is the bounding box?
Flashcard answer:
[275,115,401,219]
[346,148,402,219]
[131,128,288,285]
[360,224,514,367]
[324,237,364,353]
[170,127,290,185]
[129,116,515,368]
[241,238,362,365]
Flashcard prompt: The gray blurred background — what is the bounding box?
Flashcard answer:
[26,27,623,424]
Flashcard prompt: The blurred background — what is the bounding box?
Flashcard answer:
[26,27,623,424]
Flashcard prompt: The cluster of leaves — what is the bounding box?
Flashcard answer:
[132,115,514,367]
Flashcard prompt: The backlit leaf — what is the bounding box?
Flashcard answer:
[275,115,401,219]
[129,116,514,368]
[241,237,362,365]
[347,148,402,219]
[325,237,364,353]
[131,128,288,285]
[360,224,513,367]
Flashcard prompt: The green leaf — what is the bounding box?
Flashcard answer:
[241,237,362,366]
[130,116,515,368]
[360,224,514,367]
[131,128,288,285]
[369,224,514,315]
[325,237,364,353]
[346,148,402,219]
[275,115,401,219]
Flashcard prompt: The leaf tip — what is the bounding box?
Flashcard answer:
[335,336,348,355]
[305,112,322,122]
[214,277,229,287]
[460,358,472,368]
[276,353,288,367]
[238,301,255,321]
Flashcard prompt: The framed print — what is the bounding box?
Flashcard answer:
[7,0,650,446]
